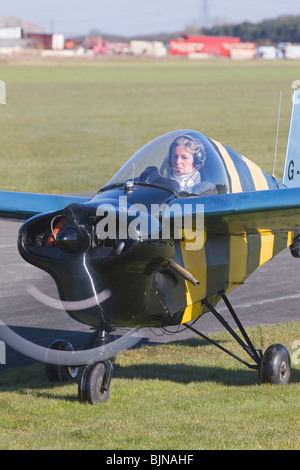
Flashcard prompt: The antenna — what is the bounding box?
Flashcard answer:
[272,90,282,178]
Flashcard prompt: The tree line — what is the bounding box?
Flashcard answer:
[202,15,300,45]
[93,15,300,45]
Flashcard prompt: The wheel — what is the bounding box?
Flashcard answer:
[45,339,79,382]
[259,344,291,385]
[78,361,112,404]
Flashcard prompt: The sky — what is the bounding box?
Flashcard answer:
[1,0,300,37]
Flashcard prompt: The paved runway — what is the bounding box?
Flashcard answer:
[0,218,299,369]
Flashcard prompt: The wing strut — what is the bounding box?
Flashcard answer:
[184,291,262,370]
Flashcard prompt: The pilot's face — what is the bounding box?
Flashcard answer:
[171,145,195,175]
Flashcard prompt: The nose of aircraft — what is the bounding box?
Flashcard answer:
[56,227,90,253]
[18,201,175,328]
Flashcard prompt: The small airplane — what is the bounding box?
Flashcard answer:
[0,90,300,404]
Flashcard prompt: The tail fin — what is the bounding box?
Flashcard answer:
[282,89,300,187]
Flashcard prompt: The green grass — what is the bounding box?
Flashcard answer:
[0,322,299,450]
[0,59,299,193]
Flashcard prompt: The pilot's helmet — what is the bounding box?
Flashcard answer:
[168,134,206,170]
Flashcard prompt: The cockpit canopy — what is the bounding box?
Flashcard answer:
[104,130,230,196]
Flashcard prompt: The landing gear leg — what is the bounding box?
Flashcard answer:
[78,328,114,404]
[184,291,291,385]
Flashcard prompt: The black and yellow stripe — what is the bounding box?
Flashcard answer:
[179,140,293,324]
[212,139,276,192]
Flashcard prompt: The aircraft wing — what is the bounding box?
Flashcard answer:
[0,191,91,221]
[2,186,300,233]
[169,186,300,235]
[202,186,300,234]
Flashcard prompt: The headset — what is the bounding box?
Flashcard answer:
[168,134,205,170]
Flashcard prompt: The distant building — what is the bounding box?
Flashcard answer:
[130,40,167,57]
[0,16,43,47]
[108,42,130,55]
[278,42,300,59]
[0,17,63,51]
[0,16,44,35]
[169,35,240,56]
[27,33,64,50]
[227,42,256,60]
[169,35,256,59]
[85,36,109,55]
[257,46,279,60]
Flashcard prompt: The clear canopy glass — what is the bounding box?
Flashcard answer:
[104,130,230,196]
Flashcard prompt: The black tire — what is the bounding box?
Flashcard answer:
[259,343,291,385]
[77,363,94,403]
[45,339,79,382]
[78,362,110,404]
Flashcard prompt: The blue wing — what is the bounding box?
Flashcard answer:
[0,191,91,221]
[202,186,300,233]
[165,186,300,234]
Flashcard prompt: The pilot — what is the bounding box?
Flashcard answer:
[164,134,217,195]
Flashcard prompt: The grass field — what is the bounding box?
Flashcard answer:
[0,322,299,450]
[0,58,300,450]
[0,59,299,193]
